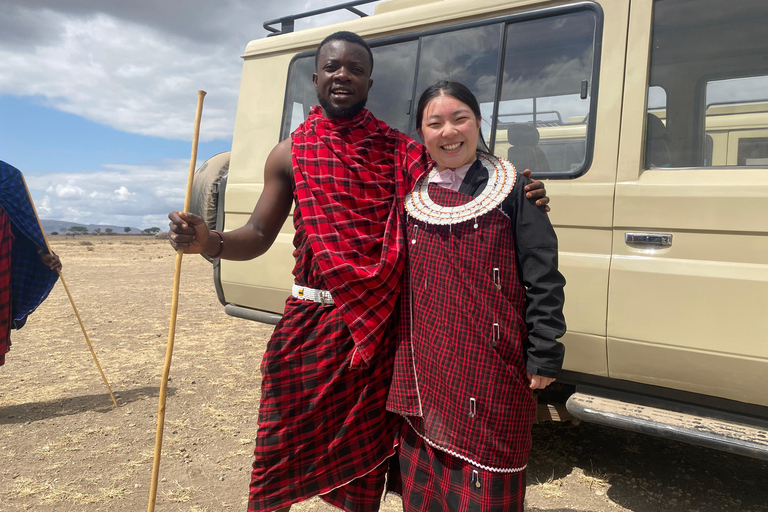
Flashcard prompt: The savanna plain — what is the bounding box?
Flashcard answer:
[1,237,766,512]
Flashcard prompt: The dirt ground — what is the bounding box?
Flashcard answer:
[1,237,767,512]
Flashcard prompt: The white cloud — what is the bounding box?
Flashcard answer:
[0,1,381,142]
[47,182,87,199]
[27,159,189,228]
[2,0,382,227]
[113,186,135,202]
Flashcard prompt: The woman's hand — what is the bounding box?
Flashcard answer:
[521,168,550,212]
[168,211,209,254]
[527,371,555,390]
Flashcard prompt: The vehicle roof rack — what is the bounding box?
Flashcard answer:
[263,0,380,36]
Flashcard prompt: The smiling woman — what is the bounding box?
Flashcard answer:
[388,80,565,512]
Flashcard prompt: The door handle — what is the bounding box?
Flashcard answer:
[625,232,673,247]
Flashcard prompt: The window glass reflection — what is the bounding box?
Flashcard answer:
[705,76,768,167]
[282,56,316,139]
[367,41,419,132]
[412,24,503,146]
[497,12,597,175]
[647,0,768,168]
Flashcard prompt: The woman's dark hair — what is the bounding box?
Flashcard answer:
[415,80,491,153]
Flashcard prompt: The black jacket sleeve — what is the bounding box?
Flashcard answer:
[503,175,566,378]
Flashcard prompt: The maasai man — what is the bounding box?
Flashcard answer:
[168,32,549,512]
[0,160,62,367]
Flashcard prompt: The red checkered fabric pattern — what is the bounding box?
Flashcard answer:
[249,108,429,512]
[398,425,526,512]
[248,299,401,512]
[388,183,536,470]
[291,106,427,369]
[0,207,13,366]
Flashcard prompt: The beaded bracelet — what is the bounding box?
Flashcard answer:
[209,230,224,258]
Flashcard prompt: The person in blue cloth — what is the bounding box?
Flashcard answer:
[0,160,61,366]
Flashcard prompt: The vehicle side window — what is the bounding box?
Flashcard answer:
[706,76,768,167]
[366,41,419,131]
[646,0,768,168]
[495,11,598,177]
[738,138,768,166]
[282,56,316,139]
[280,6,602,175]
[411,24,504,147]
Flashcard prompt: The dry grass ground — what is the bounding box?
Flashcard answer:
[1,237,766,512]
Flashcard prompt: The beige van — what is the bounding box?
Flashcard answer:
[196,0,768,459]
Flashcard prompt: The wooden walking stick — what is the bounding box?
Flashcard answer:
[147,89,206,512]
[19,174,118,409]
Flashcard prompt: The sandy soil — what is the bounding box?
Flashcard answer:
[1,237,766,512]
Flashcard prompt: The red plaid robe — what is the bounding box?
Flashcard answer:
[388,181,537,472]
[291,106,427,368]
[0,207,12,366]
[248,107,428,512]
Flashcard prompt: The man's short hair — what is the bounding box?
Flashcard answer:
[315,31,374,72]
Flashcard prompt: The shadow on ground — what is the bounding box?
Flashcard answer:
[0,386,175,424]
[528,421,768,512]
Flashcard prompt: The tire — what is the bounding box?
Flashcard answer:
[190,152,230,230]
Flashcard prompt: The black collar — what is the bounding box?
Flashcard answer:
[457,158,488,198]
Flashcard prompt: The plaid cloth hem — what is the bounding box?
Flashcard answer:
[398,422,526,512]
[402,416,527,474]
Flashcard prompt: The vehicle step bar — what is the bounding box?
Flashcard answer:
[566,389,768,461]
[225,304,282,325]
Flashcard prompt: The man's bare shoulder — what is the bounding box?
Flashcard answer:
[266,138,293,182]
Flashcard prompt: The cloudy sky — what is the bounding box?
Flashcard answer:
[0,0,382,229]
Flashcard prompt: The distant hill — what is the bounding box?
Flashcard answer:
[41,219,143,235]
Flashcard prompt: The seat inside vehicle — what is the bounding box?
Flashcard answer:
[507,123,551,172]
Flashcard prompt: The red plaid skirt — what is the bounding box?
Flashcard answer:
[397,424,526,512]
[0,207,13,366]
[248,298,400,512]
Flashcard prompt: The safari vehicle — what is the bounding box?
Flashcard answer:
[194,0,768,460]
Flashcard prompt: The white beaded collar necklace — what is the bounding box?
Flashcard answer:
[405,153,517,226]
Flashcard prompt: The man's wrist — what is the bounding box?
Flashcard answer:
[207,230,224,258]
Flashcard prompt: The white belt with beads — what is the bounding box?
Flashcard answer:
[291,284,335,307]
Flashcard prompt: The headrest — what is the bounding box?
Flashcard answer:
[647,113,671,142]
[507,123,540,146]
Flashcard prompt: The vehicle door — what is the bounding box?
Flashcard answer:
[609,0,768,407]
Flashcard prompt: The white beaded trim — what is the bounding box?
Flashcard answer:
[402,416,527,474]
[405,153,517,226]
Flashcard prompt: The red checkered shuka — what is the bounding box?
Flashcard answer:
[397,425,526,512]
[0,207,13,365]
[291,106,427,369]
[248,300,400,512]
[388,182,537,471]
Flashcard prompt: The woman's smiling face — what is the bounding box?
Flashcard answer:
[418,93,481,171]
